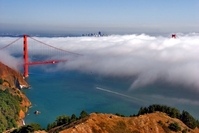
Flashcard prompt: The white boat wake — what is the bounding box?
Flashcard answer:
[96,87,143,102]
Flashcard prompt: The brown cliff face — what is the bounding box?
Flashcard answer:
[0,62,29,89]
[0,62,31,126]
[50,112,199,133]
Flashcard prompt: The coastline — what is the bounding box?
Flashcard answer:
[0,62,32,129]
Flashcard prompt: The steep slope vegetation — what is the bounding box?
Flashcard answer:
[0,62,31,132]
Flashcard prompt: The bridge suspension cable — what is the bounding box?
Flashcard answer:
[0,37,22,50]
[28,36,83,56]
[0,35,83,77]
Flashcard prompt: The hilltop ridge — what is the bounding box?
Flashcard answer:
[48,112,199,133]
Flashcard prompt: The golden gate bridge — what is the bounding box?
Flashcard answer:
[0,35,82,77]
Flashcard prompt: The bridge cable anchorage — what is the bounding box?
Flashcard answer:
[0,37,22,50]
[28,36,83,56]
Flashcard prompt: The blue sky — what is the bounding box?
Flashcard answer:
[0,0,199,35]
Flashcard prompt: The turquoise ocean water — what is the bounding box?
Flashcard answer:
[23,65,199,128]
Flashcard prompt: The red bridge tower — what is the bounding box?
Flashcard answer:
[23,35,29,77]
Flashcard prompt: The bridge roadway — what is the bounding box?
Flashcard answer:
[27,59,67,65]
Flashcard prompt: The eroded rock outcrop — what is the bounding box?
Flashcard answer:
[0,62,29,89]
[0,62,31,126]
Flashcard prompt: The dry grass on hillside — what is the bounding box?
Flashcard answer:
[51,112,199,133]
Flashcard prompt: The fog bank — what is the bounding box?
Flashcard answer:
[1,33,199,91]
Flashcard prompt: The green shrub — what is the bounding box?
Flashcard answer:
[11,123,41,133]
[0,89,21,132]
[181,111,197,129]
[47,110,89,131]
[115,113,125,117]
[136,104,199,129]
[79,110,88,119]
[0,78,3,84]
[196,120,199,128]
[56,115,70,126]
[182,129,187,133]
[168,122,181,132]
[70,114,77,123]
[137,104,181,118]
[158,120,163,126]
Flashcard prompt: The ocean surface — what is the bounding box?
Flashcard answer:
[23,65,139,128]
[23,65,199,128]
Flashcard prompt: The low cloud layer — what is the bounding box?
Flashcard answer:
[1,33,199,91]
[0,51,18,69]
[55,33,199,91]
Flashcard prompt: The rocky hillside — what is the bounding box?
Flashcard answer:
[0,62,29,89]
[0,62,31,131]
[49,112,199,133]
